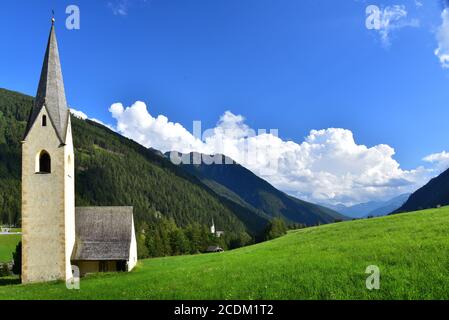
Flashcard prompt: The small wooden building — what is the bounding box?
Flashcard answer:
[206,246,224,253]
[71,207,138,276]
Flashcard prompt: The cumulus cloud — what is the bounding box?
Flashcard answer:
[423,151,449,171]
[70,108,115,131]
[259,128,430,205]
[107,101,443,206]
[109,102,204,152]
[366,5,419,47]
[435,9,449,68]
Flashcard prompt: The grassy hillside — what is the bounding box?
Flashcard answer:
[1,207,448,299]
[180,153,345,226]
[0,88,252,238]
[0,235,20,263]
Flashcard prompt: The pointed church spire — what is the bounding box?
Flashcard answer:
[24,18,70,143]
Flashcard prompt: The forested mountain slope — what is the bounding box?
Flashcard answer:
[179,153,345,226]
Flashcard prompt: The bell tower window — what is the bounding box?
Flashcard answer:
[37,150,51,174]
[42,115,47,127]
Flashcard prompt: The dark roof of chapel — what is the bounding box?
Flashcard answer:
[72,207,135,261]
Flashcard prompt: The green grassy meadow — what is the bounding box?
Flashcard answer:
[1,207,449,300]
[0,234,20,263]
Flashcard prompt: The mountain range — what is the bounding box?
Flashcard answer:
[325,193,410,219]
[0,88,343,237]
[3,87,446,234]
[175,152,346,226]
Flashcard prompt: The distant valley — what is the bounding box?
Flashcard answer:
[324,193,410,219]
[170,152,346,227]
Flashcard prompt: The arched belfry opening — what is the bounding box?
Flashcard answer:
[37,150,51,174]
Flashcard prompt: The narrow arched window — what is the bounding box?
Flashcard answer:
[42,115,47,127]
[38,151,51,174]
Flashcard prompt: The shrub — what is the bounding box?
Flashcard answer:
[12,241,21,276]
[0,263,9,277]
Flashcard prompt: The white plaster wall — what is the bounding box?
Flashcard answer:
[64,116,76,280]
[127,215,138,271]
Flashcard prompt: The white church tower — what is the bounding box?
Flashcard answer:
[210,219,216,235]
[21,19,75,283]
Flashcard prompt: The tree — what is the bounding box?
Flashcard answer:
[136,231,149,259]
[185,223,203,254]
[0,263,9,277]
[229,232,253,249]
[264,218,287,241]
[12,241,21,276]
[170,229,190,255]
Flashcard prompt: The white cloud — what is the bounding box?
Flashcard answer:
[435,9,449,68]
[70,108,88,120]
[423,151,449,171]
[108,0,129,16]
[256,128,431,205]
[70,108,115,131]
[109,102,204,152]
[107,0,150,16]
[108,101,444,206]
[367,5,419,47]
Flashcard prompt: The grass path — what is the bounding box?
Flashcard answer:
[1,208,449,299]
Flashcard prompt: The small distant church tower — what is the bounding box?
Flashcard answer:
[210,219,216,235]
[21,18,75,283]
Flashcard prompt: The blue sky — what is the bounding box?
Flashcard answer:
[2,0,449,204]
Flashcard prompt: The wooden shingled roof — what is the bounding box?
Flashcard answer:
[72,207,134,261]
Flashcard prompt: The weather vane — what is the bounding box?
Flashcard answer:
[51,9,55,24]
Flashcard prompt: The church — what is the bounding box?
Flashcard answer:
[20,19,137,284]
